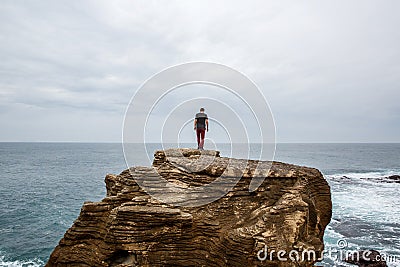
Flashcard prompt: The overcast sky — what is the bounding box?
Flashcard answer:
[0,0,399,142]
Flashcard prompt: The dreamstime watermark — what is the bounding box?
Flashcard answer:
[257,245,320,262]
[256,239,399,263]
[122,62,276,207]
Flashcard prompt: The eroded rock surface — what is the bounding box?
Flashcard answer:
[47,149,332,267]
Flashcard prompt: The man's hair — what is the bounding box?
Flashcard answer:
[200,107,205,112]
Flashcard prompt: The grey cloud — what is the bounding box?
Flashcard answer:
[0,0,399,142]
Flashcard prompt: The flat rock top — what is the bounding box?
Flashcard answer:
[152,148,322,179]
[159,148,220,157]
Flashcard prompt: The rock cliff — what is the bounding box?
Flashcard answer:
[47,149,332,267]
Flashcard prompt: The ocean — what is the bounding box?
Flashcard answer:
[0,143,399,266]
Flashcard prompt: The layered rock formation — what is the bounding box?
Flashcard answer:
[47,149,332,267]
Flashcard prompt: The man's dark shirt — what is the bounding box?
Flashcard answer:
[195,112,208,129]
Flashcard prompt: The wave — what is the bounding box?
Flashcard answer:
[326,170,400,182]
[0,253,44,267]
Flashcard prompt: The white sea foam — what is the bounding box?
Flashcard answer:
[321,168,400,267]
[326,170,400,180]
[0,253,44,267]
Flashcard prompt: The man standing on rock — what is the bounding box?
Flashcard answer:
[194,107,208,150]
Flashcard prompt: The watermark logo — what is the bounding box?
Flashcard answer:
[336,238,348,249]
[256,239,399,264]
[257,244,321,262]
[122,62,276,207]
